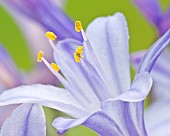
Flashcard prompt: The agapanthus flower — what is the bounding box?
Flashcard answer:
[133,0,170,36]
[1,12,170,136]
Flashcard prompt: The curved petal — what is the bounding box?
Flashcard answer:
[1,104,46,136]
[145,101,170,136]
[131,49,170,100]
[53,111,124,136]
[54,39,100,109]
[137,28,170,73]
[0,84,88,118]
[85,12,131,97]
[108,72,153,102]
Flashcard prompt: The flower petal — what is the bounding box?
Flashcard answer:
[131,48,170,100]
[0,105,18,126]
[2,0,82,41]
[109,72,153,102]
[137,28,170,73]
[102,100,147,135]
[1,104,46,136]
[0,84,87,118]
[53,111,124,136]
[54,39,100,109]
[145,101,170,136]
[85,12,131,96]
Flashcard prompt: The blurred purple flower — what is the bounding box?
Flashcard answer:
[133,0,170,36]
[0,0,80,129]
[1,12,170,135]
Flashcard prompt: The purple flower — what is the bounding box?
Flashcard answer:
[133,0,170,36]
[0,12,170,135]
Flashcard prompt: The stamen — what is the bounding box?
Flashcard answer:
[75,21,83,32]
[51,63,60,72]
[37,50,44,62]
[76,21,114,96]
[45,31,57,41]
[80,58,111,100]
[40,55,90,108]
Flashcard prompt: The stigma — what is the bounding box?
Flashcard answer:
[45,31,57,41]
[74,46,84,62]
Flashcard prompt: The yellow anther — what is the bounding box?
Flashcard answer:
[45,31,57,41]
[76,46,84,54]
[74,53,82,63]
[51,63,60,72]
[75,21,83,32]
[74,46,84,62]
[37,51,44,62]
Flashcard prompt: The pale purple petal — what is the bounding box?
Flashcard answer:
[2,0,82,41]
[85,12,131,97]
[102,100,141,135]
[131,48,170,100]
[54,39,100,108]
[53,112,124,136]
[145,101,170,136]
[0,84,88,118]
[0,105,18,126]
[1,104,46,136]
[106,72,152,102]
[138,28,170,73]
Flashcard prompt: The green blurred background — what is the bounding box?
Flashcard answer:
[0,0,170,135]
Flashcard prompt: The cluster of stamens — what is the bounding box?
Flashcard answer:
[37,32,60,72]
[36,20,114,104]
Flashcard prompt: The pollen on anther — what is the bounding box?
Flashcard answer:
[74,53,81,62]
[76,46,84,54]
[37,50,44,62]
[51,63,60,72]
[75,21,83,32]
[45,31,57,41]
